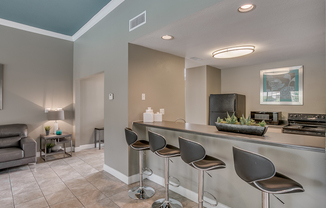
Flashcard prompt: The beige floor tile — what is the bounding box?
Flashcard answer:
[15,197,48,208]
[76,190,107,206]
[85,197,119,208]
[120,202,152,208]
[13,189,43,205]
[10,175,36,187]
[100,183,129,198]
[0,183,11,192]
[69,182,98,196]
[10,170,34,179]
[84,171,111,182]
[50,197,83,208]
[90,177,119,190]
[41,183,67,196]
[12,181,39,195]
[109,190,144,207]
[0,196,14,208]
[0,188,12,198]
[58,170,83,182]
[64,177,90,188]
[37,178,64,188]
[44,188,75,205]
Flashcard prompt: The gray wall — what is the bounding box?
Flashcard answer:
[128,44,185,126]
[0,25,73,144]
[80,73,104,146]
[186,65,221,125]
[221,55,326,119]
[73,0,219,176]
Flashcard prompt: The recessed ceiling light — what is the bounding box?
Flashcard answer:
[161,35,174,40]
[238,4,255,13]
[212,46,255,59]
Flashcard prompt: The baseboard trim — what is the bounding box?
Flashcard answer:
[147,173,230,208]
[102,164,143,185]
[75,143,104,152]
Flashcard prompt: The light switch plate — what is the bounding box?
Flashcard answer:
[109,93,114,100]
[142,93,145,100]
[160,109,165,115]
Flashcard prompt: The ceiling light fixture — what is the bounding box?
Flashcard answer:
[212,46,255,58]
[238,4,255,13]
[161,35,174,40]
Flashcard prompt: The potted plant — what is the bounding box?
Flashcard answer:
[44,126,51,135]
[215,113,268,136]
[46,143,55,153]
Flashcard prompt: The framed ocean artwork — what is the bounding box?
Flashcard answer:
[260,66,303,105]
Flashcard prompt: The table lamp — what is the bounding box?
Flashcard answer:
[47,110,64,134]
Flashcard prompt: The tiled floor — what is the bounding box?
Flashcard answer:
[0,148,197,208]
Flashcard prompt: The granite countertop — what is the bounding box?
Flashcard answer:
[133,121,325,153]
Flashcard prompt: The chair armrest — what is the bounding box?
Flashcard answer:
[20,137,36,158]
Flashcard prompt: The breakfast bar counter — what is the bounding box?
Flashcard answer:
[132,121,326,208]
[133,121,325,153]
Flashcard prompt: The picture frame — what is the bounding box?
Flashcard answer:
[260,65,303,105]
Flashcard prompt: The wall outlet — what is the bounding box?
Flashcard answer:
[142,93,145,100]
[160,108,165,115]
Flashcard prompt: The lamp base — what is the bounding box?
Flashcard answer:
[53,121,58,134]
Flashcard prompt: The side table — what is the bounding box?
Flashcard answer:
[40,132,73,161]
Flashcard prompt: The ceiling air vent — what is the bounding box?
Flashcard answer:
[129,11,146,32]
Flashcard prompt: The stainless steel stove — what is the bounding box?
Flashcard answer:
[282,113,326,137]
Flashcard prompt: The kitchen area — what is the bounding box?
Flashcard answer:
[127,1,325,208]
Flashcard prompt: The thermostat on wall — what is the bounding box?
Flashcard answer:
[109,93,114,100]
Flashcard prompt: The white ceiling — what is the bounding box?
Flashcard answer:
[131,0,325,69]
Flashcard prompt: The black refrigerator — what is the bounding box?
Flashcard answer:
[209,94,246,125]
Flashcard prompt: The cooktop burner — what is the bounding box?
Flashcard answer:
[283,113,326,137]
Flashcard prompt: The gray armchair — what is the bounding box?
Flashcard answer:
[0,124,36,169]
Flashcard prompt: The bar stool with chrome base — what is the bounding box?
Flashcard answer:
[125,128,155,200]
[232,147,304,208]
[178,137,226,208]
[148,130,183,208]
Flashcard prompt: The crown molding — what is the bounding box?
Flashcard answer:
[0,18,73,41]
[72,0,125,41]
[0,0,125,42]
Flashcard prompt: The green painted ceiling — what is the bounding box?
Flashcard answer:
[0,0,112,36]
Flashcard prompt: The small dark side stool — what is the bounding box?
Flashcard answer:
[125,128,155,200]
[148,130,183,208]
[94,127,104,150]
[233,147,304,208]
[178,137,226,208]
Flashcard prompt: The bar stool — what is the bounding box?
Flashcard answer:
[94,127,104,150]
[178,137,226,208]
[125,128,155,199]
[148,130,183,208]
[232,147,304,208]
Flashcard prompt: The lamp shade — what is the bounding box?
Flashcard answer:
[47,110,65,120]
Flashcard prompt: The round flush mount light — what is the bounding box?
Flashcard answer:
[238,4,255,13]
[161,35,174,40]
[212,46,255,58]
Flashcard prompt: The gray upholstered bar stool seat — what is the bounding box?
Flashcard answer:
[178,137,226,208]
[148,130,183,208]
[125,128,155,200]
[233,147,304,208]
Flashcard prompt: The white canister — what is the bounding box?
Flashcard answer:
[143,107,154,122]
[154,112,162,122]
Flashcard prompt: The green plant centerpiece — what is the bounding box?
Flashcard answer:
[215,113,268,136]
[46,143,55,153]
